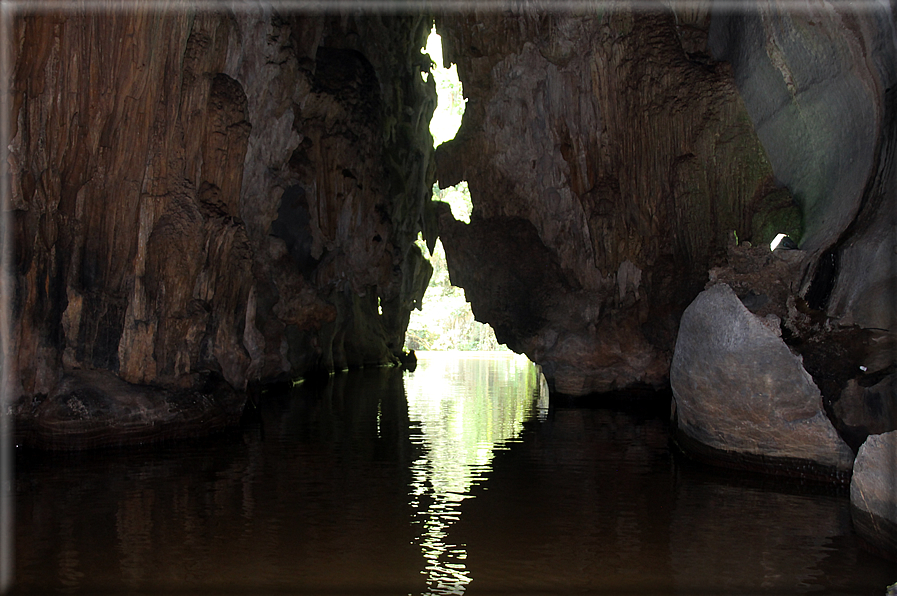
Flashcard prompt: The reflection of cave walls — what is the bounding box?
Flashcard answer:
[7,8,435,405]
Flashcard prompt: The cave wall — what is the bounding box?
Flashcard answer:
[432,3,895,397]
[5,2,894,414]
[434,8,794,395]
[709,2,897,339]
[708,5,895,256]
[704,3,897,449]
[6,6,436,403]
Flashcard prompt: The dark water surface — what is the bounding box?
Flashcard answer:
[11,353,897,595]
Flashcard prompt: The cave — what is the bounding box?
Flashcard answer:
[3,2,897,592]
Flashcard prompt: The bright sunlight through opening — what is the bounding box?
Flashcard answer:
[404,27,504,353]
[770,233,788,251]
[422,27,466,147]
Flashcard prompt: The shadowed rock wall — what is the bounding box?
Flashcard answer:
[707,4,897,451]
[434,8,792,395]
[709,4,895,256]
[433,4,895,399]
[6,7,435,428]
[5,3,895,456]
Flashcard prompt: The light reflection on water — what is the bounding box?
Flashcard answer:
[404,352,540,595]
[9,354,897,594]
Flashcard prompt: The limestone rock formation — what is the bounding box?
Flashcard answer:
[709,3,897,448]
[670,283,855,480]
[433,8,798,396]
[436,203,668,395]
[851,431,897,557]
[833,374,897,451]
[709,4,896,254]
[6,7,435,447]
[5,2,895,456]
[434,3,896,417]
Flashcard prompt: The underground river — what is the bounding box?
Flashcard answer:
[10,352,897,594]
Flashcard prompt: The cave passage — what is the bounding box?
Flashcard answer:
[6,5,897,591]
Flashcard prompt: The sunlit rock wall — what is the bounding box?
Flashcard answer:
[434,8,790,395]
[6,7,435,405]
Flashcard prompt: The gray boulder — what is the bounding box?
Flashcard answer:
[671,283,854,479]
[850,431,897,558]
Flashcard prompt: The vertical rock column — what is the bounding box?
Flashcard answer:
[225,11,436,380]
[8,10,254,396]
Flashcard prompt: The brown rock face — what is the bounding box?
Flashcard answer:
[6,8,435,446]
[5,3,894,457]
[434,9,787,395]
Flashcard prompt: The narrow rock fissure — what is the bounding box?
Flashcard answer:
[404,26,505,353]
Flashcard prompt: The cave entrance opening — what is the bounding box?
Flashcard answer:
[404,27,507,352]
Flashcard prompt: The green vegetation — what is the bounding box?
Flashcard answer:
[405,28,507,352]
[404,193,507,352]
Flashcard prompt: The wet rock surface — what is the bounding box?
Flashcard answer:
[12,370,244,450]
[670,283,855,479]
[851,431,897,558]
